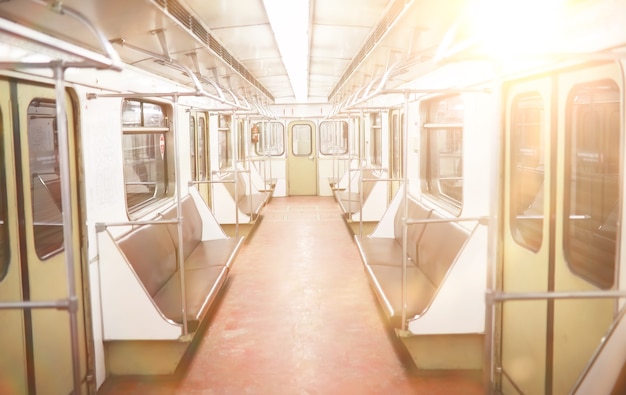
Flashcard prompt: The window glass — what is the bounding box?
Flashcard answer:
[421,95,464,210]
[292,124,312,156]
[564,80,619,289]
[238,119,246,162]
[391,112,403,179]
[122,99,169,212]
[0,108,8,279]
[189,115,196,180]
[218,114,231,169]
[351,117,361,157]
[255,122,285,156]
[198,116,207,179]
[370,112,382,166]
[28,98,64,259]
[510,93,545,252]
[319,121,347,155]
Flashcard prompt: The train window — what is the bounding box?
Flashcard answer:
[510,93,545,252]
[352,117,362,157]
[390,111,404,179]
[421,95,464,211]
[198,116,207,179]
[370,112,383,166]
[28,98,64,259]
[292,123,312,156]
[319,121,347,155]
[254,121,285,156]
[238,119,246,163]
[189,115,208,180]
[0,110,8,279]
[564,80,619,289]
[121,99,169,213]
[218,114,231,169]
[189,115,197,180]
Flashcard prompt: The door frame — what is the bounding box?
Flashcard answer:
[287,120,318,196]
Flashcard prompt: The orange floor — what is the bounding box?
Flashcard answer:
[98,196,485,394]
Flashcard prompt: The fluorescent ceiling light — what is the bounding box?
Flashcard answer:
[263,0,310,102]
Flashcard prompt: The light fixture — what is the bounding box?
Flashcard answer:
[263,0,310,102]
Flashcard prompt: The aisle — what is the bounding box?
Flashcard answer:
[99,196,483,394]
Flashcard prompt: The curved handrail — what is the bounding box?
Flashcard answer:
[344,59,403,109]
[110,38,250,110]
[32,0,123,70]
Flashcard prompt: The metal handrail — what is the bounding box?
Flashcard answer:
[0,4,122,71]
[0,3,124,392]
[95,219,179,231]
[0,298,72,310]
[99,38,252,111]
[189,179,235,185]
[405,215,488,226]
[488,290,626,394]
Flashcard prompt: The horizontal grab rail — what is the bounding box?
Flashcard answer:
[490,290,626,302]
[405,216,488,226]
[361,177,403,183]
[0,298,73,310]
[95,219,179,232]
[189,180,235,186]
[211,170,251,174]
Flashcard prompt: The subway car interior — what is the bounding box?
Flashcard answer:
[1,0,626,394]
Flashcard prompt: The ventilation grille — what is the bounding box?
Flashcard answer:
[328,0,409,101]
[152,0,274,101]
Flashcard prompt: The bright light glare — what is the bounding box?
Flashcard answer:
[263,0,310,102]
[468,0,567,58]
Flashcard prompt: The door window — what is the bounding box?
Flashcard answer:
[28,98,64,259]
[564,80,619,289]
[292,124,312,156]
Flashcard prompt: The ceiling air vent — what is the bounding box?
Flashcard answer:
[150,0,274,101]
[329,0,412,101]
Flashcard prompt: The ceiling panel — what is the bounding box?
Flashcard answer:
[313,0,389,27]
[0,0,467,107]
[186,0,268,28]
[310,58,351,77]
[212,25,280,61]
[310,24,371,60]
[242,57,286,77]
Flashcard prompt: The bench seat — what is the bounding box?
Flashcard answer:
[258,177,277,193]
[238,193,268,217]
[100,191,244,375]
[354,237,407,267]
[335,191,363,202]
[153,265,227,326]
[117,194,243,328]
[355,197,470,326]
[334,168,378,215]
[334,168,390,225]
[364,264,437,327]
[183,238,243,270]
[161,194,244,270]
[355,191,486,371]
[220,170,269,219]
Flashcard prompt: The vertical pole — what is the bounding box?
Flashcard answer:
[400,91,410,331]
[232,113,239,237]
[267,121,273,188]
[245,117,254,215]
[359,114,365,236]
[484,61,503,394]
[172,95,189,338]
[53,62,82,395]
